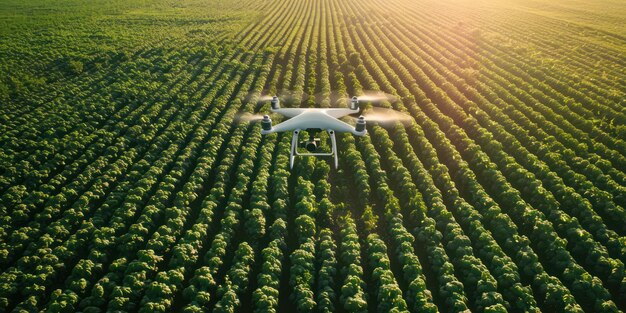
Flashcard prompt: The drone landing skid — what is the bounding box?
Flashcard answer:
[290,129,338,169]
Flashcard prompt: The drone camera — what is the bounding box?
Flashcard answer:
[302,139,321,152]
[350,96,359,110]
[271,96,280,109]
[355,116,366,132]
[306,140,317,152]
[301,134,321,152]
[261,115,272,131]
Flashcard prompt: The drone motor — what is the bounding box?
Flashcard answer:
[271,96,280,110]
[261,115,272,131]
[350,96,359,110]
[355,115,366,132]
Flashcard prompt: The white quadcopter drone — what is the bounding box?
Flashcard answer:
[240,93,411,169]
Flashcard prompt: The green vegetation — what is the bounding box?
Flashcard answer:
[0,0,624,312]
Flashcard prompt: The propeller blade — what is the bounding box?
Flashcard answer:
[357,95,394,103]
[350,107,413,126]
[356,90,398,102]
[332,90,399,107]
[257,95,274,102]
[241,91,274,109]
[234,112,266,123]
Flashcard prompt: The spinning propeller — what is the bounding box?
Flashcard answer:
[234,112,267,123]
[335,90,398,104]
[348,106,412,126]
[340,91,411,126]
[243,90,306,107]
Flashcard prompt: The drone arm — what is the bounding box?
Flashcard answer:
[270,108,307,118]
[329,118,367,136]
[261,114,308,134]
[261,112,366,136]
[324,108,360,118]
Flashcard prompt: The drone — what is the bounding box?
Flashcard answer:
[239,93,411,169]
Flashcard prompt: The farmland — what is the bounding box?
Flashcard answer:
[0,0,625,312]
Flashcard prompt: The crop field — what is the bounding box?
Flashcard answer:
[0,0,625,312]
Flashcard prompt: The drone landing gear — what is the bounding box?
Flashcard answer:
[290,129,338,169]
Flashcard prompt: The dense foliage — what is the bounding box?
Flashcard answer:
[1,0,624,312]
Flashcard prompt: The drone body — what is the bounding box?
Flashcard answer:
[243,93,410,169]
[260,96,366,169]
